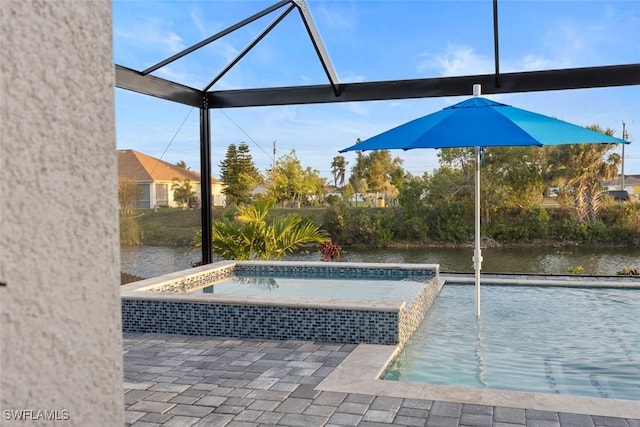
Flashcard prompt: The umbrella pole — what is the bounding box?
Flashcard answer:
[473,145,483,317]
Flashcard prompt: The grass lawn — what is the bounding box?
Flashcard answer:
[133,208,201,246]
[124,206,328,246]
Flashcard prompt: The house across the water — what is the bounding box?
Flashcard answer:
[603,175,640,200]
[118,149,226,208]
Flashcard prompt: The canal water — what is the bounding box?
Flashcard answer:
[120,245,640,279]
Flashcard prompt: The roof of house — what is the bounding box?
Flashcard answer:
[603,175,640,186]
[117,149,220,183]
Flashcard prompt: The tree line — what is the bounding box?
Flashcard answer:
[119,124,638,248]
[220,125,629,225]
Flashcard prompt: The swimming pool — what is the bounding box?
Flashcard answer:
[191,275,426,303]
[383,285,640,401]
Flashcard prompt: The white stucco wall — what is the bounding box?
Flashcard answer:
[0,1,123,425]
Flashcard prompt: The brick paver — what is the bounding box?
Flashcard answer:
[124,333,640,426]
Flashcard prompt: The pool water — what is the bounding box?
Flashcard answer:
[383,285,640,401]
[192,275,426,303]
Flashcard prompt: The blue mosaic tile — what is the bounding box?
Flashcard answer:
[122,300,401,344]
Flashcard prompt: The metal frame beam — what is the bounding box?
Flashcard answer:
[293,0,340,96]
[199,103,213,265]
[493,0,500,88]
[205,64,640,108]
[204,4,296,91]
[116,63,640,109]
[116,65,203,107]
[141,0,291,75]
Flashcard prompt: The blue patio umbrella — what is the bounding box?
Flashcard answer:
[340,85,629,316]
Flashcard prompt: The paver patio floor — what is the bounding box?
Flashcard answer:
[124,333,640,426]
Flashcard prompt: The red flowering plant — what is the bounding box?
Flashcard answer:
[320,242,342,262]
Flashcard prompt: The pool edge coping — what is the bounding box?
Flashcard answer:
[316,343,640,419]
[442,274,640,288]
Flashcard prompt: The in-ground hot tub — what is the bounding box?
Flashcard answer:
[120,261,442,345]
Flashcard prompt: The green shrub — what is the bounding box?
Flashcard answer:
[486,206,549,241]
[429,202,473,242]
[120,215,143,245]
[568,265,584,274]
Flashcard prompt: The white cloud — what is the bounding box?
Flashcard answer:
[214,39,242,63]
[155,66,189,83]
[115,20,185,55]
[512,54,556,72]
[417,44,493,77]
[341,102,371,117]
[299,75,314,85]
[315,1,357,31]
[540,25,587,67]
[416,42,574,77]
[338,71,366,83]
[190,7,207,36]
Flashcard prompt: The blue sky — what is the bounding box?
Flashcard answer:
[113,0,640,178]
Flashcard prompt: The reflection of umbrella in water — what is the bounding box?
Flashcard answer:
[341,85,629,316]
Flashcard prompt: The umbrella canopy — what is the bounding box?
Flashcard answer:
[341,97,627,152]
[340,91,629,316]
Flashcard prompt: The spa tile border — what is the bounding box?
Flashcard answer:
[122,261,440,346]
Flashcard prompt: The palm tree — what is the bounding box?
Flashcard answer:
[330,156,348,189]
[176,160,190,170]
[172,178,198,209]
[546,126,620,223]
[193,199,328,260]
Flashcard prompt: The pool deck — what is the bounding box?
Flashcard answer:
[124,333,640,427]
